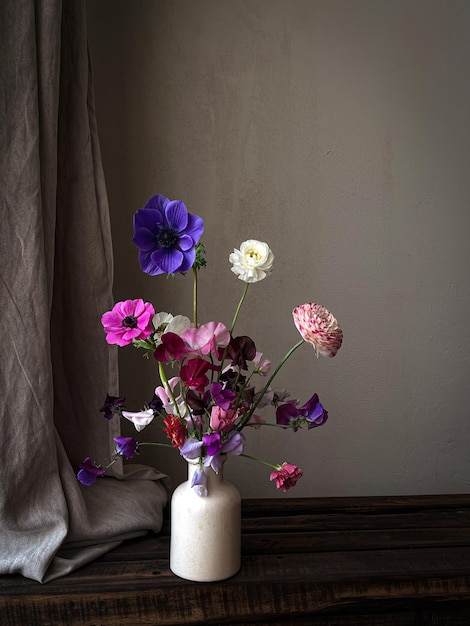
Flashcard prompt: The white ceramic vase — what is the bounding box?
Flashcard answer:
[169,459,241,582]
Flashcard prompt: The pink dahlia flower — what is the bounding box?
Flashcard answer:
[101,299,155,347]
[270,462,303,492]
[292,303,343,358]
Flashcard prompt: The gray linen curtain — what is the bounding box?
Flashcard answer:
[0,0,169,582]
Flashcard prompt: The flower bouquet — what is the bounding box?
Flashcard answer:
[77,194,343,496]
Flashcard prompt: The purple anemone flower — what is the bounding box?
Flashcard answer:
[133,194,204,275]
[77,457,105,486]
[114,436,138,459]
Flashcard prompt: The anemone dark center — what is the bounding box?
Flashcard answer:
[157,228,178,248]
[122,315,138,328]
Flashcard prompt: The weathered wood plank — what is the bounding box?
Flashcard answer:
[2,496,470,625]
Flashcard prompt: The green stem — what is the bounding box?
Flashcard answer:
[138,441,174,450]
[192,266,198,328]
[158,361,182,419]
[230,282,249,333]
[240,453,279,471]
[237,339,305,431]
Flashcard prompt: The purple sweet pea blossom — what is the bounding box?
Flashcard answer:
[179,437,204,460]
[100,395,125,420]
[203,432,245,473]
[300,393,328,429]
[191,466,208,497]
[77,458,105,486]
[276,393,328,430]
[133,194,204,275]
[210,382,235,410]
[114,436,138,459]
[202,432,222,456]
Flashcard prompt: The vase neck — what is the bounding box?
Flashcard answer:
[187,459,225,483]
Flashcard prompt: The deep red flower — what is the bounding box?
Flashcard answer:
[163,414,187,448]
[180,357,214,393]
[154,332,186,362]
[270,462,303,492]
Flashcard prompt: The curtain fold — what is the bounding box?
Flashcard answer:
[0,0,169,583]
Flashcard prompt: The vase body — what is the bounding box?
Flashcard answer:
[170,460,241,582]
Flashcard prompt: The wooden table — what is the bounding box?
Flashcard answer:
[2,495,470,625]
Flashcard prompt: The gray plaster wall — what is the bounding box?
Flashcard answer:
[87,0,470,497]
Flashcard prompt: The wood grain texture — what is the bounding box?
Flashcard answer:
[1,495,470,625]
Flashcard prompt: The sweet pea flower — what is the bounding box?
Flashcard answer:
[113,436,138,459]
[99,395,125,420]
[133,194,204,276]
[300,393,328,428]
[155,377,188,417]
[181,321,230,357]
[77,458,105,486]
[293,303,343,358]
[229,239,274,283]
[276,393,327,430]
[246,414,267,429]
[179,437,204,460]
[227,335,257,370]
[191,466,208,497]
[121,408,155,432]
[203,432,222,456]
[153,312,192,343]
[210,406,239,432]
[203,432,245,473]
[253,352,271,376]
[101,299,154,347]
[154,332,186,362]
[270,462,303,492]
[180,358,214,393]
[209,382,235,411]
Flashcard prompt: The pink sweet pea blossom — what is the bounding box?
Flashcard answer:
[155,377,188,417]
[210,406,239,432]
[181,321,230,357]
[270,462,303,492]
[292,303,343,358]
[101,299,154,347]
[253,352,271,375]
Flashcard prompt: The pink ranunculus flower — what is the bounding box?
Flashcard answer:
[270,462,303,492]
[181,321,230,357]
[210,406,239,432]
[121,408,155,432]
[101,299,155,347]
[292,303,343,358]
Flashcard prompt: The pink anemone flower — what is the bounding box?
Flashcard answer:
[101,299,154,347]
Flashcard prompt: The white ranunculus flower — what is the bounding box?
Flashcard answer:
[152,312,191,342]
[229,239,274,283]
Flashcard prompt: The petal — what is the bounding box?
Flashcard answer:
[143,194,169,211]
[177,248,196,272]
[133,226,157,251]
[165,200,188,231]
[151,247,184,274]
[134,207,165,231]
[185,213,204,242]
[177,234,194,251]
[139,250,163,275]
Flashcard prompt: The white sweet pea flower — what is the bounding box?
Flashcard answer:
[152,312,191,344]
[121,409,155,432]
[229,240,274,283]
